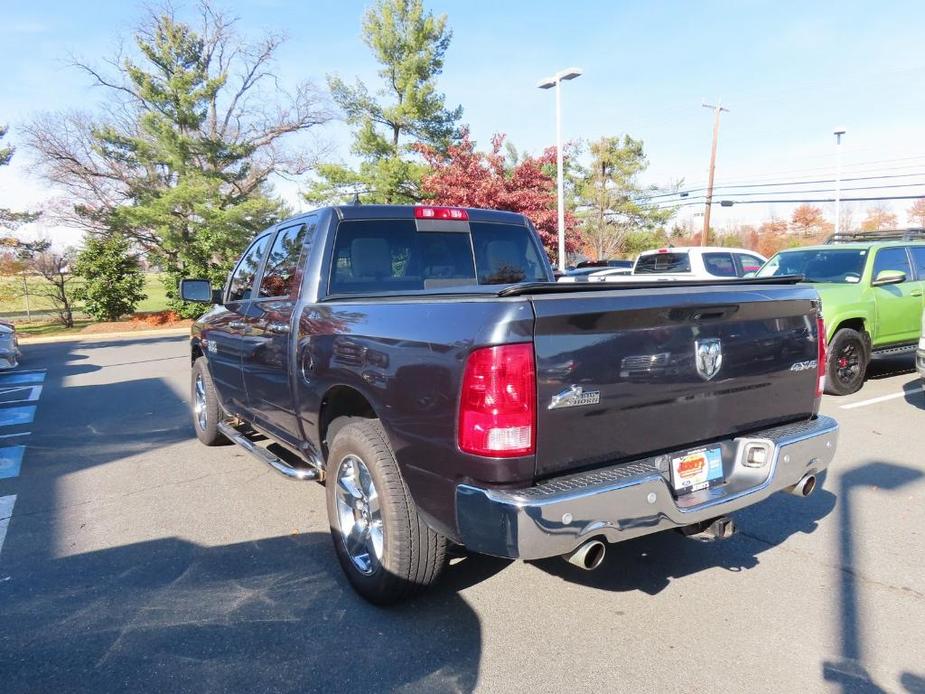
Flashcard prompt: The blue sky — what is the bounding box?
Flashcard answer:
[2,0,925,244]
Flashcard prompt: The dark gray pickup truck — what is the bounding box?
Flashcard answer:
[180,204,838,604]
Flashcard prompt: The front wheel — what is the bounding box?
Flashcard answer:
[824,328,869,396]
[325,419,446,605]
[191,358,229,445]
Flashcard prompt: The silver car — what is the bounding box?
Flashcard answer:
[0,322,21,369]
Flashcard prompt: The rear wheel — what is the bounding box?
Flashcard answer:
[191,358,228,445]
[824,328,868,396]
[326,419,446,605]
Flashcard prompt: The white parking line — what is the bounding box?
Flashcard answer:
[0,495,15,561]
[840,385,925,410]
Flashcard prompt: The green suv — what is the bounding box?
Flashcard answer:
[757,230,925,395]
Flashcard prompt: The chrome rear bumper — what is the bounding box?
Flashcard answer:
[456,416,838,560]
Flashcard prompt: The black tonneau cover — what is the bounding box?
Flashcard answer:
[498,275,805,297]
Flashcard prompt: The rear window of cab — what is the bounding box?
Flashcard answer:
[634,252,691,274]
[328,219,549,295]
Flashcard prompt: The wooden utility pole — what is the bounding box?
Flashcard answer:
[701,101,729,246]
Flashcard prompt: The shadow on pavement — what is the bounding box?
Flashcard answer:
[0,532,483,692]
[1,335,486,693]
[530,477,836,595]
[903,378,925,410]
[822,460,924,693]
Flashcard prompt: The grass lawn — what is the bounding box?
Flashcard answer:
[0,272,170,320]
[136,274,170,313]
[15,319,95,337]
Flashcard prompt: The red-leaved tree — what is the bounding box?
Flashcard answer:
[416,130,580,263]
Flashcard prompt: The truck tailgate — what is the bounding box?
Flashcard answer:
[531,284,821,478]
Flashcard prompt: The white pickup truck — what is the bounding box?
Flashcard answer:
[593,246,766,283]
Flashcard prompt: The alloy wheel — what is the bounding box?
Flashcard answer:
[194,373,208,431]
[835,343,861,386]
[333,454,383,575]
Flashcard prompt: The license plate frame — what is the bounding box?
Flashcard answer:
[669,446,724,496]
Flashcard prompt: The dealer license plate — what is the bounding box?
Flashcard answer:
[669,446,724,496]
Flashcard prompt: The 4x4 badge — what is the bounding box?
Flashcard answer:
[695,338,723,381]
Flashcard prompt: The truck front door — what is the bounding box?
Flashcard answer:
[205,233,271,415]
[241,220,313,444]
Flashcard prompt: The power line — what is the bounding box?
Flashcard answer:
[652,179,925,206]
[646,170,925,200]
[658,193,925,210]
[649,155,925,194]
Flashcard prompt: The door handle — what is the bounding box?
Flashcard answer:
[912,291,923,297]
[229,320,247,330]
[266,321,291,335]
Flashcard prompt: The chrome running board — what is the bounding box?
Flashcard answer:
[218,421,320,481]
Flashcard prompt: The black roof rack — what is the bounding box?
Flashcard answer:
[825,228,925,244]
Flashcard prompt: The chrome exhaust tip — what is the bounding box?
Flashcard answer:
[788,473,817,497]
[564,540,606,571]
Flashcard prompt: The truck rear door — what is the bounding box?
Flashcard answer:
[531,284,821,478]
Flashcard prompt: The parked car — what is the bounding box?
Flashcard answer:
[583,266,634,281]
[559,263,634,283]
[560,266,609,280]
[0,321,21,370]
[757,229,925,395]
[575,259,634,270]
[596,247,766,282]
[181,204,838,604]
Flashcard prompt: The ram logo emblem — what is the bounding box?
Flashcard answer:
[695,338,723,381]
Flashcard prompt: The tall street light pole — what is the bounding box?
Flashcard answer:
[538,67,582,271]
[834,128,846,235]
[701,100,729,246]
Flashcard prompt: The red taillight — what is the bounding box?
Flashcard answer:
[414,206,469,221]
[816,316,827,398]
[458,343,535,457]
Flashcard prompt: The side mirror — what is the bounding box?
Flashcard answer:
[180,278,215,304]
[872,270,906,287]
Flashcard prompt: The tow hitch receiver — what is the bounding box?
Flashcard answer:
[679,516,737,541]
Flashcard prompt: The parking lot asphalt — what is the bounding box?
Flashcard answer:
[0,335,922,693]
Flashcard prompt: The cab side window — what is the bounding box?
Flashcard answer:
[703,252,737,277]
[258,223,310,298]
[227,234,271,302]
[871,247,911,283]
[736,253,764,275]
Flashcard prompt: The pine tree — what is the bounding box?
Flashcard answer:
[575,136,673,260]
[73,234,146,321]
[307,0,462,204]
[25,2,330,317]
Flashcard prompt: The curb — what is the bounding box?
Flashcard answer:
[19,327,191,345]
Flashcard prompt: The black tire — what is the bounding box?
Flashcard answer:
[824,328,869,396]
[191,358,228,445]
[326,419,446,605]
